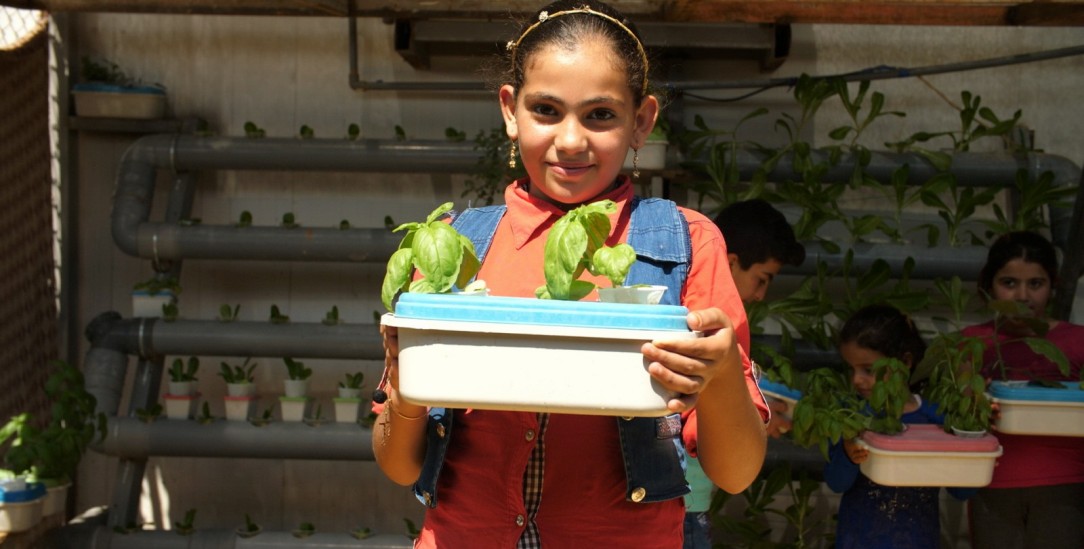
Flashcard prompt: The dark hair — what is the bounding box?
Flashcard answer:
[977,231,1059,301]
[502,0,651,106]
[838,304,927,369]
[714,199,805,269]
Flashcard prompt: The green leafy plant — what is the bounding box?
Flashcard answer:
[80,56,159,89]
[0,361,107,482]
[299,125,314,139]
[283,357,312,381]
[322,305,341,325]
[983,300,1071,381]
[339,372,364,390]
[196,401,215,425]
[350,526,374,540]
[218,303,240,322]
[347,123,360,140]
[135,404,162,423]
[237,513,260,538]
[243,121,265,138]
[293,521,315,538]
[269,304,290,324]
[174,508,196,536]
[381,202,481,311]
[983,169,1077,236]
[404,517,421,540]
[865,357,911,435]
[236,210,253,228]
[133,276,181,296]
[535,200,636,300]
[790,368,868,459]
[218,358,256,384]
[281,212,300,229]
[168,357,199,382]
[162,301,179,321]
[711,462,831,549]
[339,219,351,230]
[919,332,993,433]
[463,126,527,206]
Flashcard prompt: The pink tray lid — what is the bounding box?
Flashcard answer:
[862,424,1000,452]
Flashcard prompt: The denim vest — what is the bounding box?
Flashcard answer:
[412,197,692,508]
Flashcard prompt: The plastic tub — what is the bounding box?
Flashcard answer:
[856,424,1002,487]
[382,293,698,416]
[0,479,45,533]
[988,380,1084,437]
[72,82,166,119]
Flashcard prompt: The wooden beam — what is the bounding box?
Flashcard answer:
[3,0,1084,26]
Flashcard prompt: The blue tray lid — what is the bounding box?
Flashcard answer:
[0,480,46,503]
[989,380,1084,402]
[758,379,802,401]
[393,293,690,332]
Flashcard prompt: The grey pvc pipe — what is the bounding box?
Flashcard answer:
[97,417,375,461]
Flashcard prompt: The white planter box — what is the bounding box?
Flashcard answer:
[224,396,255,421]
[40,481,70,517]
[334,397,362,423]
[131,290,175,318]
[382,293,698,416]
[988,381,1084,437]
[596,285,668,305]
[856,424,1002,487]
[72,84,166,119]
[163,394,198,420]
[0,480,45,534]
[279,397,309,422]
[283,379,309,398]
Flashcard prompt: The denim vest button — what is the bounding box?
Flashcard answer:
[515,514,525,527]
[436,424,446,438]
[422,491,433,506]
[631,487,646,502]
[525,429,536,441]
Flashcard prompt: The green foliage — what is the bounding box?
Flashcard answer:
[293,521,315,538]
[133,276,181,296]
[269,304,290,324]
[339,372,364,389]
[347,123,360,141]
[238,513,260,537]
[404,518,421,540]
[380,202,481,311]
[174,508,196,535]
[243,121,265,138]
[463,126,526,206]
[790,368,868,460]
[168,357,199,382]
[983,169,1077,236]
[919,333,992,433]
[322,305,341,325]
[535,200,636,300]
[219,358,256,384]
[0,361,107,481]
[280,212,300,229]
[865,358,910,435]
[283,357,312,381]
[236,210,253,228]
[218,303,240,322]
[983,299,1072,381]
[299,125,314,139]
[711,462,831,548]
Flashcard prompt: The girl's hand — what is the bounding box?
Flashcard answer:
[843,438,869,464]
[641,308,740,413]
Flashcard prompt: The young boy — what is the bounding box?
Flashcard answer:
[683,199,805,548]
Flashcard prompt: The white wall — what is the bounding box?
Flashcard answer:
[67,11,1084,542]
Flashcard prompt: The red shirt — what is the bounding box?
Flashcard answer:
[961,320,1084,489]
[408,179,765,548]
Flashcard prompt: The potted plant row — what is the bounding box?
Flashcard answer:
[164,357,200,420]
[219,358,257,421]
[379,201,695,417]
[280,358,312,422]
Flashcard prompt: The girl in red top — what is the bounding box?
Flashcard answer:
[963,231,1084,549]
[373,1,769,547]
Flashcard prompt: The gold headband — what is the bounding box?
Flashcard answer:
[506,5,649,96]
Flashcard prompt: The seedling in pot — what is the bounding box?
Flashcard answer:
[269,304,290,324]
[283,357,312,381]
[219,357,257,384]
[281,212,300,229]
[322,305,342,325]
[196,401,215,425]
[136,404,162,423]
[340,372,364,390]
[168,357,199,383]
[351,525,374,540]
[249,407,274,427]
[236,210,253,228]
[381,202,481,311]
[219,303,240,322]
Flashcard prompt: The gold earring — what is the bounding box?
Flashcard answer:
[509,141,517,169]
[632,148,640,179]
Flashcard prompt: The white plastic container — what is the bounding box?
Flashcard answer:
[856,424,1003,487]
[382,293,698,416]
[131,290,175,318]
[72,83,166,119]
[758,379,801,419]
[0,479,45,533]
[334,397,361,423]
[279,397,309,422]
[163,394,198,420]
[988,381,1084,437]
[223,396,255,421]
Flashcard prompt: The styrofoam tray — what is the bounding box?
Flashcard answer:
[856,425,1002,487]
[383,294,698,416]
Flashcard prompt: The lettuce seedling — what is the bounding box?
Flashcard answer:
[381,202,480,311]
[535,200,636,300]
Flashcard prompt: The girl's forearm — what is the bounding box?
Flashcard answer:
[372,389,428,486]
[694,352,767,494]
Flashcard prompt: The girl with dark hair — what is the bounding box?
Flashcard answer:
[825,304,973,549]
[373,2,769,547]
[963,231,1084,549]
